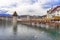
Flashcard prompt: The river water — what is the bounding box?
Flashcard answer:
[0,20,60,40]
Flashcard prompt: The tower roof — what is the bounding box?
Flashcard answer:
[13,11,18,16]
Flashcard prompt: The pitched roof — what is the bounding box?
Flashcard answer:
[47,6,60,14]
[13,11,18,16]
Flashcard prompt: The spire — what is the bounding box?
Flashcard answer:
[13,11,18,16]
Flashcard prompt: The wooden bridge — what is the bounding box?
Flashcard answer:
[17,18,60,29]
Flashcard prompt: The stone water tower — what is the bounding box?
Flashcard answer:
[12,11,18,27]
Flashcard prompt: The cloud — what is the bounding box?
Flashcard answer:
[0,10,8,14]
[43,0,60,9]
[15,0,48,15]
[0,0,59,16]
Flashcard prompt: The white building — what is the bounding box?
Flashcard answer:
[47,6,60,19]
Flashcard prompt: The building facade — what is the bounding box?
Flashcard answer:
[47,6,60,19]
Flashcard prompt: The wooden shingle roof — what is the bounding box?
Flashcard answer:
[13,11,18,16]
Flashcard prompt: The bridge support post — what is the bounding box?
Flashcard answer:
[36,23,40,27]
[31,22,37,27]
[45,24,49,29]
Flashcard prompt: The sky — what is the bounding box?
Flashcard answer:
[0,0,60,16]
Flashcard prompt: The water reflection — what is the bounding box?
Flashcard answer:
[13,25,17,35]
[0,20,60,40]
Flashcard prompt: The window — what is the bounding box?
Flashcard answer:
[52,14,55,17]
[57,14,59,16]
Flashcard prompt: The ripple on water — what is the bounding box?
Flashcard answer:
[0,21,59,40]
